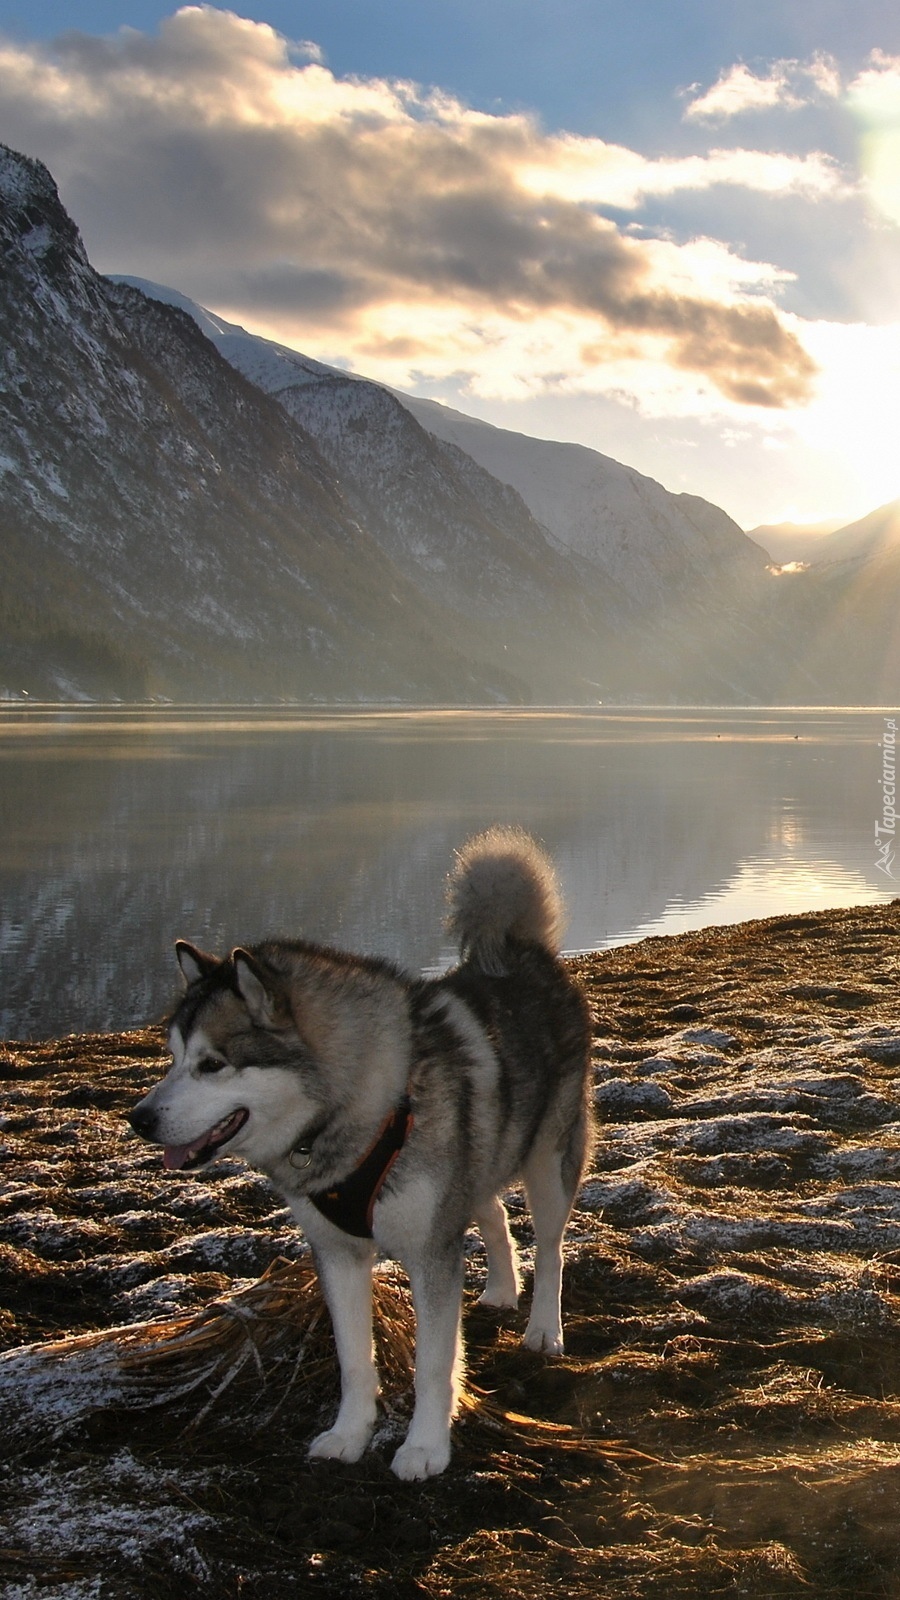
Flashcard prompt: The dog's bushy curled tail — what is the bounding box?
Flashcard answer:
[446,826,563,976]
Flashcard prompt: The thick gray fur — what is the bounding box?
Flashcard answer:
[129,827,592,1480]
[445,824,563,975]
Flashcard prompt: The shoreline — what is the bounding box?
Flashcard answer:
[4,896,899,1054]
[4,898,900,1597]
[3,896,890,1056]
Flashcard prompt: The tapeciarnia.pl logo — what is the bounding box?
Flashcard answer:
[875,717,897,878]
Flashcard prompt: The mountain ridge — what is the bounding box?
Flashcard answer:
[5,146,900,704]
[802,499,900,569]
[117,276,770,613]
[0,147,527,702]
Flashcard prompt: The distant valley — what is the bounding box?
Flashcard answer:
[748,519,848,566]
[752,504,900,570]
[2,142,899,705]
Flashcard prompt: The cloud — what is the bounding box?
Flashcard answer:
[0,5,820,411]
[517,140,850,207]
[684,55,841,122]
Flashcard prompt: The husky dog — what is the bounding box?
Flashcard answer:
[129,827,591,1480]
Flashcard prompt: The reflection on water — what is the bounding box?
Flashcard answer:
[0,706,894,1039]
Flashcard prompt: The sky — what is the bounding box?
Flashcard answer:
[2,3,900,530]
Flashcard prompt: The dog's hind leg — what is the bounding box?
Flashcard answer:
[474,1194,520,1308]
[391,1246,465,1480]
[521,1119,584,1356]
[307,1236,379,1463]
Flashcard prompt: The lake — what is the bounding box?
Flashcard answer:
[0,705,896,1040]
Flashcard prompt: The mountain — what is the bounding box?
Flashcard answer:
[111,277,345,392]
[8,146,900,705]
[746,507,900,699]
[401,395,768,604]
[0,147,580,703]
[751,506,900,570]
[206,308,900,704]
[117,277,793,703]
[748,519,847,565]
[119,278,769,615]
[802,500,900,569]
[113,280,602,622]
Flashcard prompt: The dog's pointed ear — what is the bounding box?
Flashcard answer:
[232,948,283,1028]
[175,940,218,986]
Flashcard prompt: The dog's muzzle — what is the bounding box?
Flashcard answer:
[128,1099,157,1140]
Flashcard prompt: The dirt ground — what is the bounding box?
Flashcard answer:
[4,900,900,1597]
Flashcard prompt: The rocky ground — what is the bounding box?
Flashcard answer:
[3,900,900,1597]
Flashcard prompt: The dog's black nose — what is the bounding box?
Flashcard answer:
[128,1101,156,1139]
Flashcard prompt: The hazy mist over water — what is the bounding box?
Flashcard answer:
[0,706,895,1039]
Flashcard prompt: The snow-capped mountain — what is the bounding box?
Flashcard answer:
[401,395,766,604]
[8,146,900,704]
[112,278,614,621]
[119,277,768,613]
[0,148,587,703]
[112,278,342,391]
[169,288,900,705]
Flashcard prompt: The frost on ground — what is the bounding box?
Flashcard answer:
[3,1449,214,1596]
[2,900,900,1597]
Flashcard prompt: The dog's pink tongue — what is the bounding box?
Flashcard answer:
[163,1142,196,1171]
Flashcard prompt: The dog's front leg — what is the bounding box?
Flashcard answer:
[391,1246,464,1481]
[307,1233,379,1463]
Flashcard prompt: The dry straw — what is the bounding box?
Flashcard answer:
[1,1257,640,1462]
[117,1257,416,1430]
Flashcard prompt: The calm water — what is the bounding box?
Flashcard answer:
[0,705,896,1039]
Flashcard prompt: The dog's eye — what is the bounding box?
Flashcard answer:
[196,1057,227,1075]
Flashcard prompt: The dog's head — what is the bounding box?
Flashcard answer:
[129,941,321,1174]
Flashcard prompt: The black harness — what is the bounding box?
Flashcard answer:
[304,1097,414,1239]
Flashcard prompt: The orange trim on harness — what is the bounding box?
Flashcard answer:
[308,1098,413,1238]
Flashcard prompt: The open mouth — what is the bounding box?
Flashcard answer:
[163,1108,250,1172]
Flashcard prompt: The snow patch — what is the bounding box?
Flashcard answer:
[0,1339,122,1435]
[0,1449,215,1581]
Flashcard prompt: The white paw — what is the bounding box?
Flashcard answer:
[477,1285,519,1310]
[523,1322,564,1355]
[391,1436,451,1480]
[308,1425,372,1463]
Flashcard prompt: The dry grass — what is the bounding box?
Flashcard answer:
[3,899,900,1595]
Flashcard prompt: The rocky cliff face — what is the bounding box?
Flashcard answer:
[401,395,768,604]
[139,277,769,613]
[0,148,526,702]
[112,277,625,698]
[118,276,796,702]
